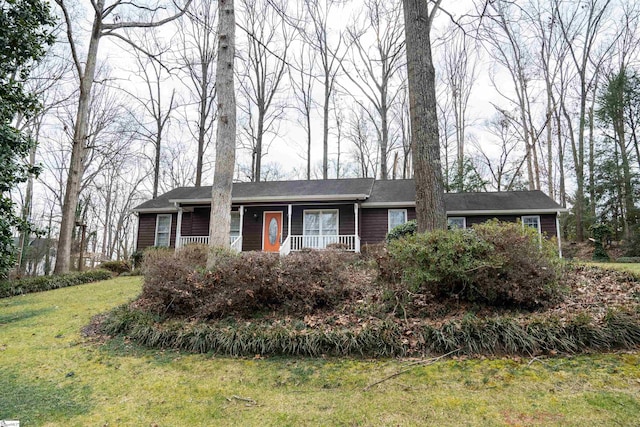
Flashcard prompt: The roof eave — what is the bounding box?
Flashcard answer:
[446,208,567,215]
[169,194,370,204]
[132,207,178,213]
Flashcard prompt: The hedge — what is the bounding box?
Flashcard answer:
[0,270,113,298]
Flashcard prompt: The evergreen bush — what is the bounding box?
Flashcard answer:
[0,269,112,298]
[99,260,131,275]
[386,220,562,308]
[386,219,417,242]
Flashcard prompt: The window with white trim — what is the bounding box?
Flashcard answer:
[388,209,408,232]
[522,215,541,237]
[447,217,466,229]
[154,214,172,247]
[303,210,338,235]
[230,211,240,238]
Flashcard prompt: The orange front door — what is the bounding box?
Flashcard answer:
[263,212,283,252]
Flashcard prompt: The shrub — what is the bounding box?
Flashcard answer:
[386,219,417,242]
[139,248,363,320]
[386,220,562,308]
[279,250,360,312]
[99,260,131,275]
[130,250,144,269]
[616,257,640,263]
[0,269,113,298]
[590,223,612,262]
[623,226,640,257]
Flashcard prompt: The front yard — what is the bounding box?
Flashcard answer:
[0,276,639,426]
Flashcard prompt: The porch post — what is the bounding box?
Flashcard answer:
[239,205,244,239]
[175,204,183,249]
[354,203,360,252]
[556,212,562,259]
[287,204,292,238]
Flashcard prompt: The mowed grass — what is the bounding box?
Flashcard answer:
[588,262,640,275]
[1,277,639,426]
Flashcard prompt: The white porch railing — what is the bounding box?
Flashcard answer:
[279,236,291,256]
[178,235,242,252]
[288,235,359,253]
[179,236,209,246]
[230,236,242,252]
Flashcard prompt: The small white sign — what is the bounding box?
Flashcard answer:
[0,421,20,427]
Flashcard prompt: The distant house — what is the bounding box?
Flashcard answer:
[132,178,566,256]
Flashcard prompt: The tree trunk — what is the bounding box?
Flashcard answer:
[402,0,446,232]
[322,75,330,180]
[195,67,209,186]
[54,13,101,274]
[207,0,236,264]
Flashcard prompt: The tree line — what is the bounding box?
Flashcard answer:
[2,0,639,277]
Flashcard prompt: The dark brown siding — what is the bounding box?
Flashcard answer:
[360,207,416,245]
[360,210,557,245]
[136,212,177,251]
[540,214,557,237]
[137,213,156,250]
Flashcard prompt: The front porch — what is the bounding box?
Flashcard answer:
[175,203,361,255]
[178,234,360,255]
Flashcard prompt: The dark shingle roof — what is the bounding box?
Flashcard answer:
[362,180,563,212]
[133,178,375,211]
[133,178,564,214]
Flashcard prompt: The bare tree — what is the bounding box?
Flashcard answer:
[440,24,478,190]
[208,0,236,259]
[402,0,447,232]
[237,0,291,182]
[347,107,378,178]
[554,0,616,241]
[299,0,348,180]
[343,0,405,180]
[480,0,542,191]
[177,0,218,186]
[53,0,192,273]
[124,29,178,199]
[475,111,527,191]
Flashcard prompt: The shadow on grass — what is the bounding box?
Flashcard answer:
[0,368,92,425]
[0,308,53,326]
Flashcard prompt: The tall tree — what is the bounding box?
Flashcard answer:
[53,0,192,273]
[441,26,477,191]
[177,0,218,187]
[402,0,447,232]
[597,68,638,238]
[125,30,178,199]
[237,0,291,182]
[0,0,54,278]
[343,0,405,180]
[300,0,347,180]
[554,0,615,241]
[207,0,236,261]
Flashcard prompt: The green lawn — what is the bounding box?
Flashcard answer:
[1,277,639,426]
[587,262,640,275]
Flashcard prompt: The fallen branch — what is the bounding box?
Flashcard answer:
[363,348,461,391]
[226,395,257,405]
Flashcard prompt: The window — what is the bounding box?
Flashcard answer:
[522,215,541,240]
[447,217,466,229]
[230,211,240,238]
[303,210,338,236]
[388,209,408,232]
[154,214,172,247]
